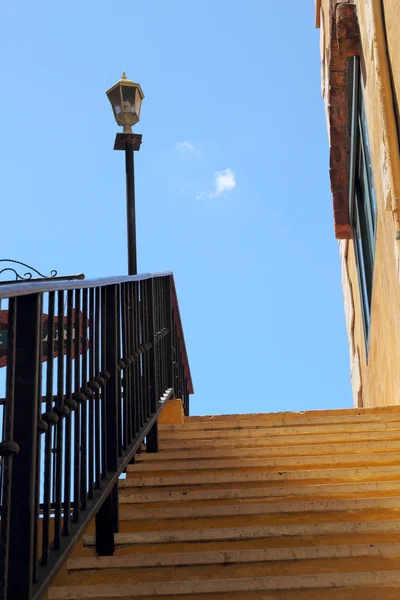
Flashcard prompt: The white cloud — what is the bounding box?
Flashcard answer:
[175,141,196,153]
[196,168,237,200]
[215,169,236,195]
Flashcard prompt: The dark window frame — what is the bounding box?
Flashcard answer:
[348,57,377,355]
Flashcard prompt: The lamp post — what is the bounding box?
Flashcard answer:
[99,74,145,553]
[106,73,145,275]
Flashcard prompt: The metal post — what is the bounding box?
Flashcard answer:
[165,276,174,391]
[146,279,159,453]
[109,131,143,543]
[0,297,18,599]
[113,132,142,275]
[146,422,158,454]
[125,142,137,275]
[95,285,119,556]
[95,491,116,557]
[8,294,41,599]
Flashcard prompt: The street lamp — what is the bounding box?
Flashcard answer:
[106,73,145,275]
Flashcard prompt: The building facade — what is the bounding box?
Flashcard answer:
[316,0,400,407]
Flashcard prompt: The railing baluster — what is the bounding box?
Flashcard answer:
[94,287,101,488]
[116,285,123,456]
[154,280,160,401]
[73,289,82,523]
[53,290,67,550]
[141,282,150,423]
[177,336,183,401]
[132,281,140,435]
[157,280,162,397]
[80,288,88,511]
[184,378,189,416]
[42,291,56,565]
[172,309,178,398]
[88,287,95,499]
[120,284,127,452]
[165,276,173,392]
[160,280,165,393]
[117,287,122,454]
[95,284,119,555]
[126,283,133,445]
[8,293,41,599]
[63,289,74,536]
[0,298,18,599]
[100,287,107,479]
[138,282,143,426]
[33,294,44,584]
[146,279,158,453]
[121,284,127,449]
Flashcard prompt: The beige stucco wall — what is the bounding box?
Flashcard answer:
[382,1,400,118]
[319,0,400,407]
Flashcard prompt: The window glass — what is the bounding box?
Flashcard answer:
[349,58,377,352]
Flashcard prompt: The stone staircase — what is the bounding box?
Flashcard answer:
[49,404,400,599]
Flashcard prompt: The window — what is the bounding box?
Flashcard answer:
[348,57,377,351]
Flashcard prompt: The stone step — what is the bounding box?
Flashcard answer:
[119,480,400,506]
[121,464,400,488]
[158,429,400,450]
[137,439,400,462]
[160,412,400,431]
[82,530,400,557]
[49,556,400,592]
[117,508,400,534]
[67,541,400,570]
[158,421,400,440]
[118,496,400,522]
[48,582,400,600]
[128,450,400,473]
[84,519,400,547]
[185,406,400,422]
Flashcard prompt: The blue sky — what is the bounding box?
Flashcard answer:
[0,1,352,414]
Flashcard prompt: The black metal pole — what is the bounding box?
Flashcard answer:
[95,285,119,556]
[104,132,142,552]
[8,293,41,599]
[125,141,137,276]
[114,133,142,274]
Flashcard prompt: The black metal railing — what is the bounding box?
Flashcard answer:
[0,271,192,599]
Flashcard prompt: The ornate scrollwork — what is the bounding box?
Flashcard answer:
[0,259,57,282]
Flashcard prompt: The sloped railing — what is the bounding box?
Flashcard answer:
[0,272,192,599]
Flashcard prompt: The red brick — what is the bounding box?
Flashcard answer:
[336,2,356,20]
[330,40,347,70]
[328,105,348,127]
[330,168,348,191]
[330,144,346,170]
[334,210,352,239]
[330,125,347,147]
[337,3,360,57]
[333,189,348,211]
[334,209,350,226]
[335,223,353,240]
[330,71,347,87]
[329,86,347,106]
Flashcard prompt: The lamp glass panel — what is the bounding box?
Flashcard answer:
[134,91,142,119]
[108,87,122,115]
[121,86,137,114]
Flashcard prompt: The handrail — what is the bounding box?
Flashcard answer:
[0,271,172,299]
[0,269,193,397]
[0,272,192,599]
[0,273,85,286]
